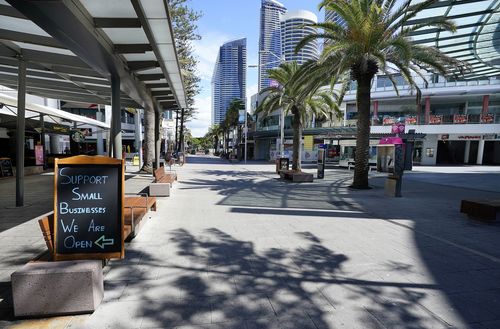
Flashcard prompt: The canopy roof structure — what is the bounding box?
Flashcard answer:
[408,0,500,80]
[0,92,110,129]
[0,0,186,112]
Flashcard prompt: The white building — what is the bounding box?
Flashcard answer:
[280,10,319,64]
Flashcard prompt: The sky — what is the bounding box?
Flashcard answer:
[186,0,323,137]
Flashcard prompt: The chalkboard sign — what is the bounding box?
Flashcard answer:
[54,155,124,261]
[0,158,13,177]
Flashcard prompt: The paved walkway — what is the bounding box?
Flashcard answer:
[1,156,500,328]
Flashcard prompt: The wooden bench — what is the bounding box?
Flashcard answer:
[124,194,157,239]
[461,199,500,221]
[150,167,177,196]
[153,167,177,184]
[37,195,157,255]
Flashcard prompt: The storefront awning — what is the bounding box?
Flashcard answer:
[0,92,110,129]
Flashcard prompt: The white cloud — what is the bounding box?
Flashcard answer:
[193,30,233,82]
[246,83,258,109]
[187,94,212,137]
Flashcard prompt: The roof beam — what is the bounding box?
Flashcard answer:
[127,60,159,71]
[93,18,141,28]
[21,49,90,68]
[137,73,164,81]
[6,0,157,111]
[0,4,25,19]
[114,44,152,54]
[407,9,494,25]
[145,83,170,88]
[131,0,185,110]
[151,90,173,97]
[0,28,64,49]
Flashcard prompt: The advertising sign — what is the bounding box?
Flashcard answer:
[429,115,442,124]
[405,116,417,125]
[54,156,124,261]
[304,136,314,151]
[480,114,494,124]
[453,114,467,124]
[391,122,405,135]
[383,116,395,125]
[0,158,13,177]
[35,145,44,166]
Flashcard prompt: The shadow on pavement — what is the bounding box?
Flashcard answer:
[179,165,500,327]
[98,228,445,328]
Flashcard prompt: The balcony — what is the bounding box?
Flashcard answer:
[365,113,499,127]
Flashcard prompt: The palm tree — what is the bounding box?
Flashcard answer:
[225,99,244,155]
[296,0,466,189]
[257,61,341,172]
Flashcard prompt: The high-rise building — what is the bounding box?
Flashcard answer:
[258,0,287,91]
[211,38,247,125]
[325,9,345,26]
[280,10,319,64]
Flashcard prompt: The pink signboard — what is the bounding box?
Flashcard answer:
[379,137,403,145]
[35,145,44,166]
[391,122,405,134]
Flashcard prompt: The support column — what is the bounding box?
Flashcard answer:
[134,108,143,167]
[40,114,46,169]
[96,105,104,155]
[174,110,179,152]
[482,95,489,115]
[50,135,59,154]
[16,59,26,207]
[373,100,379,124]
[179,107,185,153]
[477,140,485,165]
[154,110,160,169]
[110,75,122,159]
[464,140,470,164]
[424,97,431,125]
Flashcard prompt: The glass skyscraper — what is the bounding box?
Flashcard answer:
[325,9,346,27]
[280,10,319,64]
[211,38,247,125]
[258,0,286,91]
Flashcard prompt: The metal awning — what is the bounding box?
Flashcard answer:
[0,0,186,111]
[0,92,110,129]
[408,0,500,80]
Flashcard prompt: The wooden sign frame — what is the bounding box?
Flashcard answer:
[53,155,125,261]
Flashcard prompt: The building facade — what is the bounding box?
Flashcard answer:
[325,9,345,27]
[211,38,247,125]
[258,0,287,91]
[280,10,319,64]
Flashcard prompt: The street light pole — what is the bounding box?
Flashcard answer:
[250,50,286,159]
[244,111,248,164]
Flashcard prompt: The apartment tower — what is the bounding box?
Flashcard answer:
[258,0,287,91]
[280,10,319,64]
[211,38,247,125]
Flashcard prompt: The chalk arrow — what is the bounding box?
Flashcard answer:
[95,235,114,249]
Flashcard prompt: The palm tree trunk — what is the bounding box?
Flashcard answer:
[352,77,372,189]
[291,107,302,172]
[141,108,155,173]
